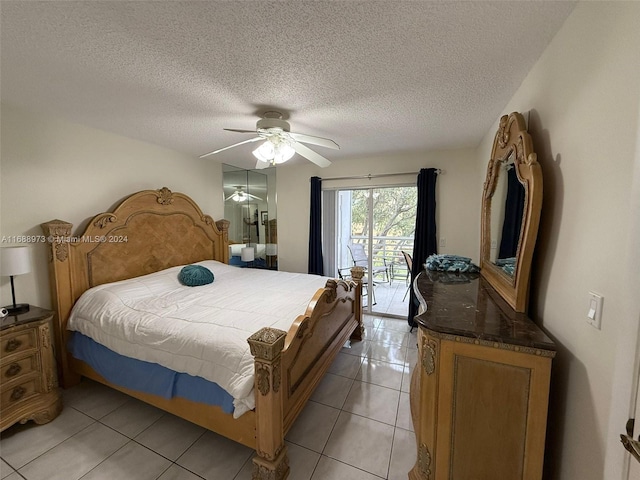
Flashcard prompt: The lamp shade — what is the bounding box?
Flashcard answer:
[1,246,31,276]
[252,141,275,162]
[241,246,255,262]
[252,139,296,165]
[272,143,295,164]
[266,243,278,256]
[233,192,246,202]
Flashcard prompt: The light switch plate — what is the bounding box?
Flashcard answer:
[587,292,603,330]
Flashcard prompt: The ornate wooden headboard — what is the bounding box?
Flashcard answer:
[41,187,229,383]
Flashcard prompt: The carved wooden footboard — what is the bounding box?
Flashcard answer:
[41,187,363,480]
[248,270,364,479]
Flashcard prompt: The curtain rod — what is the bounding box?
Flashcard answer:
[321,169,442,182]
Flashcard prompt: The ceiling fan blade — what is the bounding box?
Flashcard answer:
[199,137,262,158]
[289,132,339,150]
[224,129,257,134]
[247,193,263,201]
[292,142,332,168]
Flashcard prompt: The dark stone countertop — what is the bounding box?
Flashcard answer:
[1,306,54,330]
[414,270,555,352]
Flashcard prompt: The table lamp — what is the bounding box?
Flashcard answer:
[1,246,32,314]
[241,246,255,267]
[266,243,278,256]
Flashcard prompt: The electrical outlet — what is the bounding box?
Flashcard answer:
[587,292,603,330]
[439,237,446,248]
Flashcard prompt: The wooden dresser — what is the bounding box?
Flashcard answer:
[1,306,62,431]
[409,271,555,480]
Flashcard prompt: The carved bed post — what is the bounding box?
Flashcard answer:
[41,219,81,388]
[350,266,365,341]
[215,219,230,264]
[247,327,289,480]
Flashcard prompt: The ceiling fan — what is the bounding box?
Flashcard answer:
[200,111,339,168]
[225,186,263,202]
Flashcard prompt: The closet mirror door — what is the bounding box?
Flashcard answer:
[223,164,277,269]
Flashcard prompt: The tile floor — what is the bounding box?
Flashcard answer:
[0,315,417,480]
[368,281,411,317]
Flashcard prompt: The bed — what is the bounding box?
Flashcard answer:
[41,187,363,480]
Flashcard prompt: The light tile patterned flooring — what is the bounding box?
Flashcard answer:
[368,280,411,317]
[0,315,417,480]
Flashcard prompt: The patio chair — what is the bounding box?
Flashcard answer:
[347,243,390,284]
[401,250,413,301]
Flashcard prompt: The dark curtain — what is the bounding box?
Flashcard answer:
[308,176,324,275]
[408,168,438,327]
[498,167,525,259]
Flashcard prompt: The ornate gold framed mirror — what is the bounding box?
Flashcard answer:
[480,112,542,312]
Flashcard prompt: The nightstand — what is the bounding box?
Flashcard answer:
[1,306,62,432]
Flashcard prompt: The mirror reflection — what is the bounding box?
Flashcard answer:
[488,152,525,277]
[222,164,277,270]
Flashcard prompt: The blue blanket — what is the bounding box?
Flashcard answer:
[495,257,516,276]
[425,254,480,273]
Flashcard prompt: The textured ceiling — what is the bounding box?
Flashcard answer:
[1,1,575,170]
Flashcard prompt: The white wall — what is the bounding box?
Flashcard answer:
[276,148,480,273]
[0,104,223,310]
[475,3,640,479]
[0,104,479,309]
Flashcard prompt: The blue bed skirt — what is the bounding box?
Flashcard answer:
[68,332,236,414]
[229,255,268,268]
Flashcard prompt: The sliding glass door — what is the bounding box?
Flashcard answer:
[328,185,416,317]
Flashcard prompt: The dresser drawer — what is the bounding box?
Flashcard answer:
[1,354,39,382]
[0,308,61,432]
[1,329,37,357]
[1,376,38,409]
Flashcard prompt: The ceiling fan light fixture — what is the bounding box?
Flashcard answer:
[225,186,263,202]
[232,192,246,202]
[274,143,295,164]
[252,139,296,165]
[202,112,334,167]
[252,141,274,162]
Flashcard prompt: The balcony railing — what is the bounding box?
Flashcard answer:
[350,235,414,282]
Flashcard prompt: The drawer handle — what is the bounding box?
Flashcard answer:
[5,338,22,352]
[5,363,22,377]
[10,386,26,401]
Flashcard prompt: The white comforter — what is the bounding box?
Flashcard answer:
[68,260,332,417]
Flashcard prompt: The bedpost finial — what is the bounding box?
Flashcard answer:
[248,327,287,361]
[350,266,365,283]
[41,220,74,262]
[41,219,73,236]
[155,187,174,205]
[216,219,230,232]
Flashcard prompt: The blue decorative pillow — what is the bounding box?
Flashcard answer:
[178,265,214,287]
